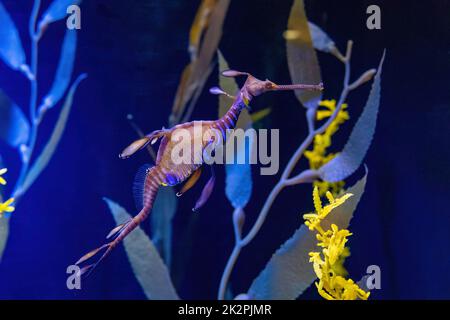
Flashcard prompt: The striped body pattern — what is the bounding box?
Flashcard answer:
[214,97,245,139]
[75,97,246,275]
[152,97,246,188]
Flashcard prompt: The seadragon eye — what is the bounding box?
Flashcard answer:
[265,81,276,89]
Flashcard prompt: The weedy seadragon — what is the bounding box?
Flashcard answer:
[75,70,323,275]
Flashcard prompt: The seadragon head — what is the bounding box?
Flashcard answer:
[220,69,323,100]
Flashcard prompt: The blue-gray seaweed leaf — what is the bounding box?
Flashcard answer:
[0,2,28,74]
[21,73,86,194]
[0,191,8,261]
[225,133,254,209]
[308,21,335,53]
[151,186,178,270]
[104,197,179,300]
[0,217,8,262]
[247,173,367,300]
[218,51,253,209]
[38,0,81,29]
[0,90,30,148]
[40,29,77,111]
[319,52,385,182]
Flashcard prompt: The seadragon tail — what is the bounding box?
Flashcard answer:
[75,167,162,277]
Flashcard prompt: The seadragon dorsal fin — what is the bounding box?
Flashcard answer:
[156,135,170,165]
[133,163,152,211]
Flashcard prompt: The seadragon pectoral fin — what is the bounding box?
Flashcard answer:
[192,166,216,212]
[176,167,203,197]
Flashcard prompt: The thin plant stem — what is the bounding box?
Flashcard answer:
[218,244,242,300]
[218,207,244,299]
[12,0,41,201]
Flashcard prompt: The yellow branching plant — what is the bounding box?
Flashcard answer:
[304,100,349,196]
[0,168,15,218]
[303,186,369,300]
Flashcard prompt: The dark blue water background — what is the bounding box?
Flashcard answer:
[0,0,449,299]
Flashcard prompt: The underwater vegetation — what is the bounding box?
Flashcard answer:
[0,169,15,217]
[0,0,390,301]
[0,0,84,260]
[71,0,384,300]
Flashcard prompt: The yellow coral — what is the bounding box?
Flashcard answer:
[304,100,349,196]
[0,197,15,218]
[303,186,369,300]
[0,168,7,185]
[303,187,352,232]
[0,168,15,218]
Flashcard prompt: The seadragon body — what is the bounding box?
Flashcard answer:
[75,70,323,275]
